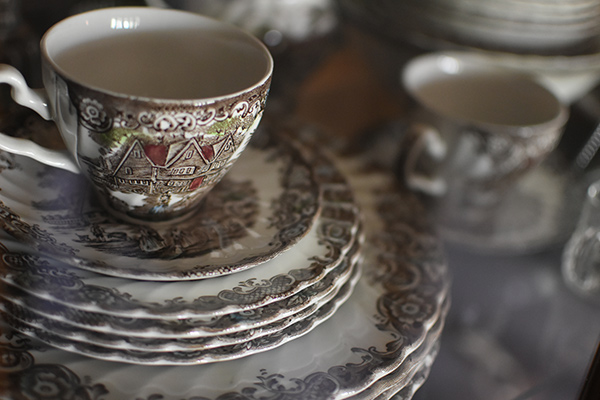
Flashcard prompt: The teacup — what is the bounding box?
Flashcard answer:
[0,7,273,222]
[399,52,568,227]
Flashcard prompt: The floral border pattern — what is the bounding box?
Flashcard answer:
[0,129,324,280]
[0,238,361,341]
[0,123,449,398]
[0,261,361,365]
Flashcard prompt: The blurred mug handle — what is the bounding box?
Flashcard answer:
[0,64,80,173]
[398,122,447,196]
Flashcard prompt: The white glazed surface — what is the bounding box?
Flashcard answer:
[0,259,362,364]
[0,107,450,395]
[0,236,361,337]
[0,247,360,347]
[402,52,566,128]
[0,139,449,393]
[43,7,272,100]
[0,130,330,282]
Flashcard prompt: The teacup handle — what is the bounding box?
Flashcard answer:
[0,64,80,173]
[398,123,447,196]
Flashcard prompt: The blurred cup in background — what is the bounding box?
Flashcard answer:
[398,52,568,236]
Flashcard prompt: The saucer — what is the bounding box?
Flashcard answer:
[0,125,450,395]
[0,149,359,320]
[437,154,584,254]
[0,131,322,280]
[0,237,361,339]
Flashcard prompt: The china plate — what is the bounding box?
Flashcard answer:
[366,344,437,400]
[347,325,441,400]
[0,130,322,281]
[0,237,361,340]
[1,260,361,365]
[0,140,360,319]
[0,259,357,351]
[0,126,450,397]
[0,310,440,398]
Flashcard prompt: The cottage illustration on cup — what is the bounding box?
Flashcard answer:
[0,7,273,222]
[85,134,235,196]
[71,91,265,220]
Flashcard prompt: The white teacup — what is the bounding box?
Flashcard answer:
[0,7,273,222]
[399,52,568,225]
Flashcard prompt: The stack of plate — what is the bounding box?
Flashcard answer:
[0,118,450,399]
[340,0,600,54]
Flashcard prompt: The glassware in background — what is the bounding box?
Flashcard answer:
[562,180,600,303]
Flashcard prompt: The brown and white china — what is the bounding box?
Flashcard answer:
[0,7,273,221]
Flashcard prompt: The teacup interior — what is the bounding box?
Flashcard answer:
[405,54,562,127]
[43,7,273,100]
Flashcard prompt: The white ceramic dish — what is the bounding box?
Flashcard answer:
[0,260,357,351]
[1,260,361,364]
[0,237,361,340]
[0,309,441,397]
[0,138,360,320]
[0,208,357,319]
[0,126,450,396]
[367,349,436,400]
[347,335,440,400]
[0,129,322,281]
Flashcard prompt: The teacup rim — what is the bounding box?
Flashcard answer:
[402,51,569,130]
[39,6,274,104]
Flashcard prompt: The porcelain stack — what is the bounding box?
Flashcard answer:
[0,5,448,399]
[0,118,450,399]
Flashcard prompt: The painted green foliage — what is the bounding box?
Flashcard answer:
[95,117,245,148]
